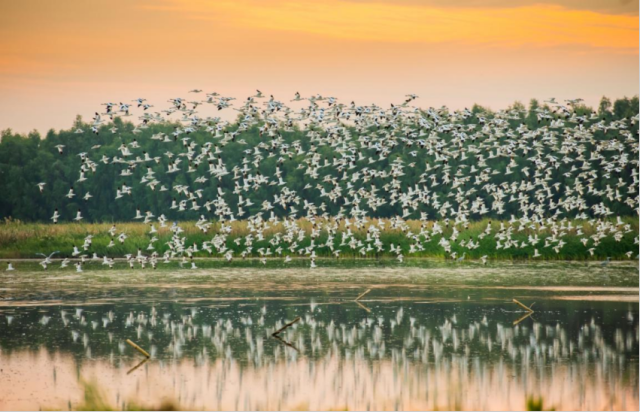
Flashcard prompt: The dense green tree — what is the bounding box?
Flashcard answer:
[598,96,612,117]
[0,97,637,223]
[526,98,540,128]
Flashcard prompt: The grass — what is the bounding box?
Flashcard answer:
[0,217,636,261]
[526,396,555,411]
[72,380,180,411]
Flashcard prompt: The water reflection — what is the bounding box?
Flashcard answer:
[0,297,637,410]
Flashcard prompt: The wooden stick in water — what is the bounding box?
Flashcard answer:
[127,358,149,375]
[355,289,371,301]
[512,299,534,313]
[512,311,533,326]
[273,335,299,352]
[272,317,300,336]
[355,300,372,313]
[126,339,150,358]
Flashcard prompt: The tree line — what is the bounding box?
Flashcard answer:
[0,96,637,223]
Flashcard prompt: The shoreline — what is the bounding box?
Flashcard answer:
[1,218,637,260]
[0,256,637,263]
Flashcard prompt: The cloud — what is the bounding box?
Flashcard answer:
[162,0,638,51]
[340,0,639,16]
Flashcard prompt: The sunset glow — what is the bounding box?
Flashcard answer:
[0,0,637,133]
[168,1,638,48]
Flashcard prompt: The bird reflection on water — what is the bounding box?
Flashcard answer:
[0,293,637,410]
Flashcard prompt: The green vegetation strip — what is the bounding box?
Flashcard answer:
[0,218,637,260]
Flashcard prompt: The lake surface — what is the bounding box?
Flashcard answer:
[0,261,638,410]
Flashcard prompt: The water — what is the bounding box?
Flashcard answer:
[0,262,638,410]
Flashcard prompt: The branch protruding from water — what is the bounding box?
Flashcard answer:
[512,299,534,313]
[355,289,371,302]
[126,339,150,358]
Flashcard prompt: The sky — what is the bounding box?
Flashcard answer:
[0,0,637,134]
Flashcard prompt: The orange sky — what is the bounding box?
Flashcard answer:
[0,0,637,134]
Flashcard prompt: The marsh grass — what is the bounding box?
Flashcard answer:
[526,396,556,411]
[74,380,180,411]
[0,217,636,260]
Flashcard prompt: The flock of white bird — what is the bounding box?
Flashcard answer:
[23,90,640,270]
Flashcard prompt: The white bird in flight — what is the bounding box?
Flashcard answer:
[31,89,638,270]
